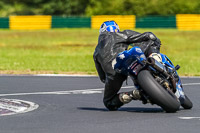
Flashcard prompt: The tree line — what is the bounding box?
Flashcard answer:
[0,0,200,17]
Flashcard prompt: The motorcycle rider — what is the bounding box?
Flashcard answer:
[93,20,161,111]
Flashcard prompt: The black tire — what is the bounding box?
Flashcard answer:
[181,95,193,109]
[137,70,180,113]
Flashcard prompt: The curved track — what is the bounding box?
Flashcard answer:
[0,75,199,133]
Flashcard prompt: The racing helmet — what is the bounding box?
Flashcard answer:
[99,20,120,34]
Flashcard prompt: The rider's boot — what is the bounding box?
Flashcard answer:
[119,89,141,104]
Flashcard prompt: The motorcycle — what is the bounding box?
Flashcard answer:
[114,46,193,113]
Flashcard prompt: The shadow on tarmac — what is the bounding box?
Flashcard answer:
[78,107,164,113]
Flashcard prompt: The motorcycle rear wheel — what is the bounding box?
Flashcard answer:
[137,70,180,113]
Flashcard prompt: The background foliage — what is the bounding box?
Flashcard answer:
[0,0,200,17]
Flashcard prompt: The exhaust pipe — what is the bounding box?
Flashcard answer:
[147,57,176,92]
[147,57,168,76]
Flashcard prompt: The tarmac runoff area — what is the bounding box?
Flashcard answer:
[0,75,199,133]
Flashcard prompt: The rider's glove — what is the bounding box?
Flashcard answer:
[149,33,157,41]
[149,33,162,46]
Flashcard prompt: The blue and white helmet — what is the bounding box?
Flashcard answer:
[99,20,120,34]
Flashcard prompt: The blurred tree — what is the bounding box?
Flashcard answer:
[0,0,89,16]
[85,0,200,16]
[40,0,90,16]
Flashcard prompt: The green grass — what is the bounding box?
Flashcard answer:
[0,28,199,76]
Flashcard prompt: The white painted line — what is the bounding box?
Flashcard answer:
[0,88,104,97]
[35,74,97,77]
[1,74,200,78]
[181,76,200,78]
[0,86,135,97]
[0,74,97,77]
[182,83,200,86]
[0,83,198,97]
[179,117,200,120]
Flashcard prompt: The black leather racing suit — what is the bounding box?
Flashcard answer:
[93,30,161,111]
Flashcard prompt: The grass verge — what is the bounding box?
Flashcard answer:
[0,28,199,76]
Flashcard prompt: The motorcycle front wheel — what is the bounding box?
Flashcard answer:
[181,95,193,109]
[137,70,180,113]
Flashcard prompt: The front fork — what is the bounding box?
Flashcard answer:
[175,78,185,104]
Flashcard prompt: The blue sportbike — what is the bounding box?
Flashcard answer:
[114,45,193,113]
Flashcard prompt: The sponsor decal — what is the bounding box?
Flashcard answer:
[135,48,142,53]
[131,63,138,69]
[127,60,137,70]
[132,64,143,75]
[118,54,125,60]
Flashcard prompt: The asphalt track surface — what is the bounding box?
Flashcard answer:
[0,75,199,133]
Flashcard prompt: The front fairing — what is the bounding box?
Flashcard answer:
[160,53,186,103]
[160,53,174,68]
